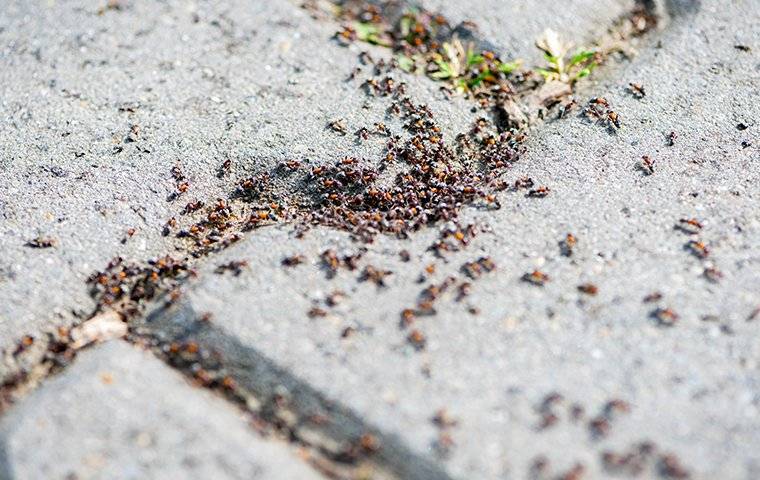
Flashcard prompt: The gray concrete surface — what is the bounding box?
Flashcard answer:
[0,0,758,479]
[0,0,474,357]
[147,0,760,478]
[0,340,324,480]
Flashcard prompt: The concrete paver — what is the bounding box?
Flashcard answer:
[0,0,758,478]
[145,1,760,478]
[0,0,472,356]
[0,341,325,480]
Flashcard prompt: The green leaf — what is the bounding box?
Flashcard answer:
[354,22,377,40]
[431,60,455,79]
[497,61,520,74]
[354,22,391,47]
[397,55,415,72]
[534,67,554,79]
[466,52,485,67]
[568,50,596,67]
[574,62,597,80]
[467,69,492,87]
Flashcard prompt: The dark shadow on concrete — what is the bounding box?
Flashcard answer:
[138,301,454,480]
[640,0,701,25]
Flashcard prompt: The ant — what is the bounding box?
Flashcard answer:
[628,82,646,98]
[360,265,392,287]
[675,218,702,234]
[282,254,305,267]
[638,155,655,175]
[214,260,248,276]
[685,240,709,259]
[355,127,370,141]
[329,118,348,135]
[577,283,598,295]
[651,307,679,326]
[527,186,550,198]
[560,233,577,256]
[25,237,56,248]
[523,270,550,286]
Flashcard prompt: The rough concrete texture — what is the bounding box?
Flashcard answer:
[418,0,637,63]
[0,0,474,356]
[0,341,324,480]
[1,0,759,479]
[151,0,760,479]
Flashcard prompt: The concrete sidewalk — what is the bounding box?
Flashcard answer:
[1,0,758,478]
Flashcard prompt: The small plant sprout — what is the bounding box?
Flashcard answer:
[338,8,522,96]
[427,38,522,93]
[535,29,598,84]
[457,47,521,92]
[430,39,467,80]
[396,54,416,72]
[353,22,391,47]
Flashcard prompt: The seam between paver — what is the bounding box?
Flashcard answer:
[0,1,686,478]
